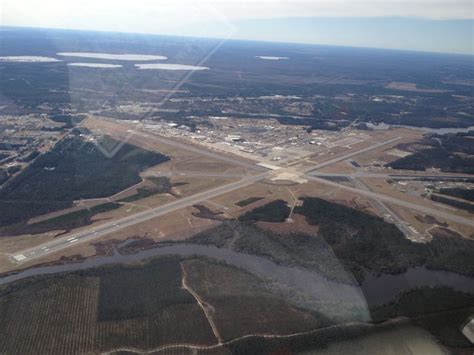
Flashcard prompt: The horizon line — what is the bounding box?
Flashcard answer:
[2,23,473,57]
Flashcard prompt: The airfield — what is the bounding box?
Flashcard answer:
[0,115,472,275]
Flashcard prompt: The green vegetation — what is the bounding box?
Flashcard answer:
[183,258,324,341]
[387,132,474,174]
[0,136,169,227]
[192,197,474,283]
[239,200,290,222]
[49,114,87,128]
[0,170,9,185]
[98,257,194,321]
[438,188,474,202]
[430,193,474,213]
[296,197,474,281]
[0,256,216,353]
[371,287,474,348]
[223,322,402,355]
[235,196,263,207]
[234,225,354,284]
[37,202,121,228]
[0,202,121,237]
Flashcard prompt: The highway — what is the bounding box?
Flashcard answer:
[12,172,270,263]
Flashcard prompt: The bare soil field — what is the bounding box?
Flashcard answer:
[385,82,449,93]
[257,213,320,235]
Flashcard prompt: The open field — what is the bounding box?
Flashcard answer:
[0,257,217,354]
[182,259,323,341]
[83,117,258,175]
[385,82,449,93]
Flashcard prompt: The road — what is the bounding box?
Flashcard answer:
[12,172,270,263]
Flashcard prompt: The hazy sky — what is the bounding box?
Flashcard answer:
[1,0,473,54]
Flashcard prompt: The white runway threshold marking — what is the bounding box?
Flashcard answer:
[12,254,26,262]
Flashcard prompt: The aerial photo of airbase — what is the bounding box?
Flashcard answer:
[0,11,473,355]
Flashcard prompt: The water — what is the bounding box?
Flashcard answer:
[256,56,289,61]
[68,63,123,68]
[0,56,61,63]
[57,52,167,61]
[1,244,473,312]
[366,122,474,135]
[0,243,370,322]
[135,63,209,71]
[361,266,474,305]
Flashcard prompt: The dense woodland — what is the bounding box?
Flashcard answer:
[1,28,473,130]
[387,132,474,174]
[192,197,474,283]
[0,136,169,227]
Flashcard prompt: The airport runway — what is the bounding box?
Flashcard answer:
[304,175,474,228]
[124,122,269,172]
[10,130,474,265]
[304,137,401,173]
[155,172,249,179]
[12,172,270,263]
[308,172,474,180]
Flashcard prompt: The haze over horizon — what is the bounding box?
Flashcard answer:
[1,0,473,54]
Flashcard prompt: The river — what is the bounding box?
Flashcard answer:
[366,123,474,135]
[1,243,473,315]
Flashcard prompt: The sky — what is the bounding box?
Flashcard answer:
[1,0,473,54]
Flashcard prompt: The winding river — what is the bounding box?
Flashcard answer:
[1,243,473,316]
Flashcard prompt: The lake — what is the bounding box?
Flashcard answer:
[57,52,167,61]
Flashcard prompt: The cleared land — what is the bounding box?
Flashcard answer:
[175,259,322,341]
[0,257,217,354]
